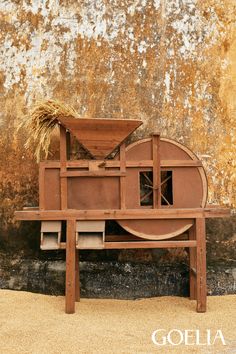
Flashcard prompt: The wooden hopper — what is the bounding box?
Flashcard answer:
[58,116,142,159]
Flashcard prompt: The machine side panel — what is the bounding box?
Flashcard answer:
[43,168,61,210]
[67,177,120,210]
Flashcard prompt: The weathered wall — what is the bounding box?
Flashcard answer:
[0,0,235,294]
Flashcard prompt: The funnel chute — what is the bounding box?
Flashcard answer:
[58,117,142,159]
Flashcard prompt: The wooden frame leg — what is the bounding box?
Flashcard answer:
[75,249,80,302]
[196,218,207,313]
[65,219,76,314]
[189,225,197,300]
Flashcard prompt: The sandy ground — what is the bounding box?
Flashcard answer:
[0,290,235,354]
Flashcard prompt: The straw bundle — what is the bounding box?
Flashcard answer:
[20,100,79,162]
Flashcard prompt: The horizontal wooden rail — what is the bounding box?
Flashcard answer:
[15,208,202,220]
[58,240,197,249]
[161,160,202,167]
[16,208,230,221]
[104,240,197,249]
[60,171,126,177]
[41,159,202,169]
[204,208,231,218]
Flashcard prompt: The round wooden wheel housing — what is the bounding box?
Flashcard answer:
[117,138,208,240]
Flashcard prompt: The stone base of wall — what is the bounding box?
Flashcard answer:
[0,257,235,298]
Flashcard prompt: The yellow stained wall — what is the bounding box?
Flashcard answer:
[0,0,235,231]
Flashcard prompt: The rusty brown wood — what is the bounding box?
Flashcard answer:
[118,136,209,237]
[60,171,126,177]
[14,117,232,315]
[42,159,203,169]
[120,143,126,209]
[124,137,208,205]
[15,208,207,220]
[58,116,142,159]
[88,161,102,171]
[15,208,230,221]
[75,249,80,302]
[161,160,203,167]
[189,225,197,300]
[66,131,71,160]
[60,125,68,210]
[196,218,207,313]
[58,239,197,249]
[60,125,67,164]
[152,134,161,208]
[106,234,188,242]
[104,240,197,249]
[65,219,76,314]
[39,162,45,210]
[204,208,231,218]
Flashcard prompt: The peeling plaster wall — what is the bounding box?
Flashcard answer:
[0,1,236,264]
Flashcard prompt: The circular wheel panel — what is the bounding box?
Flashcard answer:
[116,138,207,240]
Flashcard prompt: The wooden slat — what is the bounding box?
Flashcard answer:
[60,239,196,249]
[65,219,76,314]
[43,159,202,169]
[106,234,188,242]
[196,218,207,313]
[58,116,142,129]
[61,177,68,209]
[14,208,205,220]
[66,160,153,168]
[60,126,68,210]
[60,126,67,164]
[15,207,231,221]
[189,225,197,300]
[105,234,140,242]
[120,143,126,209]
[60,171,126,177]
[44,161,61,167]
[39,163,45,210]
[66,131,71,160]
[161,160,202,167]
[152,134,161,208]
[104,240,197,249]
[75,249,80,302]
[204,208,231,218]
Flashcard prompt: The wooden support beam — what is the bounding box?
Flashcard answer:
[196,218,207,313]
[60,171,126,177]
[42,159,203,169]
[204,208,231,218]
[75,249,80,302]
[104,240,197,249]
[152,134,161,208]
[161,160,202,167]
[58,239,197,249]
[60,126,68,210]
[66,131,71,160]
[120,143,126,209]
[15,207,230,221]
[65,219,76,314]
[15,208,206,220]
[189,225,197,300]
[39,163,45,210]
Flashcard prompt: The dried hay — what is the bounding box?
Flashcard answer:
[19,99,79,162]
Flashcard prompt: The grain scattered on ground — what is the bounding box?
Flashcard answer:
[0,290,235,354]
